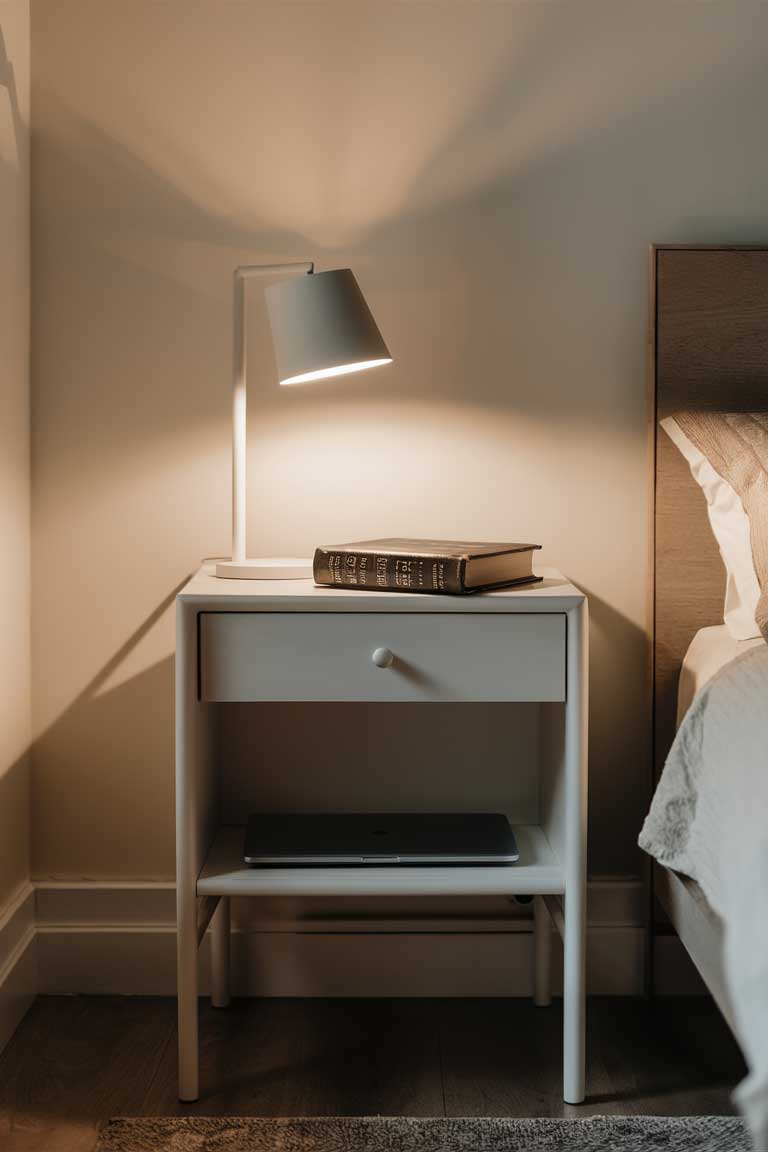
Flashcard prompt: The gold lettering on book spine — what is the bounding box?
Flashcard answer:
[375,555,388,587]
[343,552,359,585]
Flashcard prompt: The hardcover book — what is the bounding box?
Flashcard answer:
[313,539,542,595]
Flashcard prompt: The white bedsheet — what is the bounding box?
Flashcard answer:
[640,639,768,1148]
[676,625,764,726]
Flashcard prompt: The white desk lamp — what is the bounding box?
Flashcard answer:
[215,264,392,579]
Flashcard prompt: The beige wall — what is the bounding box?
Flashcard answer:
[30,0,768,881]
[0,0,30,909]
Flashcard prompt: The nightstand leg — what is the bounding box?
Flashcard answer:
[533,896,552,1007]
[563,600,588,1105]
[211,896,231,1008]
[177,889,199,1102]
[563,889,586,1103]
[176,599,202,1103]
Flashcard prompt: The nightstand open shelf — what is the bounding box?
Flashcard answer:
[176,564,587,1105]
[198,824,563,899]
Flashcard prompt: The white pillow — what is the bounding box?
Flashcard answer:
[661,416,762,640]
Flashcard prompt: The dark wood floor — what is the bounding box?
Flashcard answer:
[0,995,746,1151]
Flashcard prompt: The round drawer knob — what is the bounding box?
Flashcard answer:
[372,647,394,669]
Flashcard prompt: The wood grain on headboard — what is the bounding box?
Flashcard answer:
[651,246,768,777]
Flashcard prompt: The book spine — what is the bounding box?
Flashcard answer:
[313,549,466,594]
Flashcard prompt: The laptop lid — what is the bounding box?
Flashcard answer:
[243,812,518,865]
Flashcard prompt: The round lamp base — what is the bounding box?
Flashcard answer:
[215,558,313,580]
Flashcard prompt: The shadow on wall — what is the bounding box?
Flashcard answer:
[0,20,23,223]
[0,19,30,903]
[30,0,768,882]
[31,580,189,880]
[0,23,23,148]
[0,749,30,902]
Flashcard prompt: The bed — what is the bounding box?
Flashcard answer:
[643,246,768,1143]
[675,625,762,727]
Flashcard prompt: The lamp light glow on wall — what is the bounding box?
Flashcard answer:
[215,263,392,580]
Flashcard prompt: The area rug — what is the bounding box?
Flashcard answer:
[96,1115,751,1151]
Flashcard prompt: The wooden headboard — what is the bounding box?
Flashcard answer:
[651,245,768,777]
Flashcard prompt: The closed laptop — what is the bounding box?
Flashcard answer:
[244,812,519,866]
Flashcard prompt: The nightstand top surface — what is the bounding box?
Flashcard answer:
[178,563,585,612]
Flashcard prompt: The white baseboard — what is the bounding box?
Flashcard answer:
[0,884,37,1054]
[34,878,647,998]
[36,922,648,998]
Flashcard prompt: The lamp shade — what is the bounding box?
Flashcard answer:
[265,268,391,385]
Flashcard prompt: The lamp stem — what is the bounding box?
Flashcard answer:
[230,262,313,566]
[232,273,247,563]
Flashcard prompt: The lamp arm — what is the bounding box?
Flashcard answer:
[231,261,314,564]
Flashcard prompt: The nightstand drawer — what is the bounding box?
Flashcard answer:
[199,612,566,703]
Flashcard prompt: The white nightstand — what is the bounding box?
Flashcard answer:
[175,565,588,1104]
